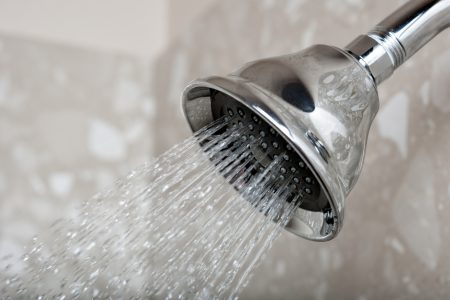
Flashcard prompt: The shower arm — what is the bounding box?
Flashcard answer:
[346,0,450,85]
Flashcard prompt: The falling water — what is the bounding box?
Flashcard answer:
[0,117,303,299]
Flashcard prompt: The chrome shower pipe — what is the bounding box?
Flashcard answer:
[347,0,450,85]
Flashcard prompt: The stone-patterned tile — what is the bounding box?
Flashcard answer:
[154,0,450,298]
[0,35,154,262]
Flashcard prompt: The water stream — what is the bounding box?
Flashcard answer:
[1,118,302,299]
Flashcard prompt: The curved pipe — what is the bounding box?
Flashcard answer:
[346,0,450,85]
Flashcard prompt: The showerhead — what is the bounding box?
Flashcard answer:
[182,0,450,241]
[183,45,374,241]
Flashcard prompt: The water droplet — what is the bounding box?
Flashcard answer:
[56,293,66,300]
[0,118,300,299]
[93,289,100,297]
[89,269,100,280]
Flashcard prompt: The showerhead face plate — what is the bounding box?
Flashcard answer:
[211,91,329,212]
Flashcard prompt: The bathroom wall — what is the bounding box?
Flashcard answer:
[0,35,154,266]
[0,1,167,269]
[0,0,168,59]
[154,0,450,299]
[1,0,450,299]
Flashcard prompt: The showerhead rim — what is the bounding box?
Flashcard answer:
[182,75,345,241]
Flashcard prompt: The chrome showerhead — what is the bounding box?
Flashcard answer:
[182,45,374,241]
[182,0,450,241]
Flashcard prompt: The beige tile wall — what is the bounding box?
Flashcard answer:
[168,0,216,40]
[0,34,153,264]
[2,0,450,299]
[0,0,168,60]
[156,0,450,299]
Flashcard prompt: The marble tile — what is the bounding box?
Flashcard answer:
[0,34,154,262]
[2,0,450,298]
[154,0,450,298]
